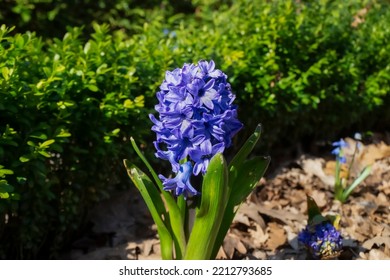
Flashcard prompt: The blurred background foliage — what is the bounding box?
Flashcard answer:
[0,0,389,258]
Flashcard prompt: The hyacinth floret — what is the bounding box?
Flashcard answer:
[298,222,343,259]
[158,162,198,197]
[150,60,243,197]
[332,139,349,164]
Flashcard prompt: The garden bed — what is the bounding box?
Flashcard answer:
[67,137,390,260]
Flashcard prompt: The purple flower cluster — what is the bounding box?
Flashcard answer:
[150,60,243,197]
[332,139,349,164]
[298,222,343,259]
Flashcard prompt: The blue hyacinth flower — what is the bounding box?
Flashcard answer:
[298,222,343,259]
[158,162,198,198]
[150,60,243,197]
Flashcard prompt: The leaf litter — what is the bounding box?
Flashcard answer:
[66,138,390,260]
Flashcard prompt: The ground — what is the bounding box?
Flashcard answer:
[66,136,390,260]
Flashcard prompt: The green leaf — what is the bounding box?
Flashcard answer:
[2,67,9,80]
[29,133,48,140]
[306,196,327,226]
[40,139,55,148]
[341,165,372,203]
[211,156,269,259]
[0,168,14,177]
[0,180,14,193]
[185,153,228,260]
[123,160,173,259]
[228,124,262,182]
[56,129,71,138]
[38,150,51,158]
[0,193,10,199]
[19,154,33,162]
[87,84,99,92]
[210,125,269,259]
[130,137,186,258]
[230,156,270,207]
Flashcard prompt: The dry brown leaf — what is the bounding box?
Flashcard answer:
[216,245,228,259]
[360,141,390,166]
[378,181,390,195]
[367,249,390,260]
[233,211,251,226]
[251,250,267,260]
[302,158,334,186]
[266,222,287,251]
[248,224,269,246]
[238,202,267,231]
[223,233,247,259]
[310,190,328,208]
[375,192,389,206]
[142,239,155,256]
[362,236,390,250]
[256,204,305,225]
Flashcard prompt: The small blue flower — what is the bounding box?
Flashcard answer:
[332,139,348,149]
[298,222,343,259]
[332,139,349,164]
[158,162,198,198]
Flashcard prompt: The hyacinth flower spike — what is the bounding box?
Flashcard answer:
[298,196,343,259]
[124,60,270,259]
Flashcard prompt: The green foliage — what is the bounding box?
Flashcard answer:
[125,126,268,260]
[0,0,194,37]
[0,23,160,258]
[184,0,390,144]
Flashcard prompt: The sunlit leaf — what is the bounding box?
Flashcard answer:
[185,153,228,260]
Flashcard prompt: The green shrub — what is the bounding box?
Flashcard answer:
[182,0,390,144]
[0,0,194,38]
[0,23,169,258]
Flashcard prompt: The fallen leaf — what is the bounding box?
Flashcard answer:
[302,158,335,186]
[266,222,287,251]
[256,204,305,225]
[248,224,269,246]
[310,190,328,208]
[223,233,247,258]
[238,202,267,230]
[367,249,390,260]
[362,236,390,250]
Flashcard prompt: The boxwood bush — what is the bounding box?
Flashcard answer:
[0,23,167,258]
[0,0,389,258]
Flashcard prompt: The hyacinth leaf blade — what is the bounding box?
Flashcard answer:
[184,153,228,260]
[123,160,173,259]
[228,124,262,179]
[123,160,168,217]
[211,155,270,259]
[128,138,186,259]
[340,165,372,203]
[230,156,270,207]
